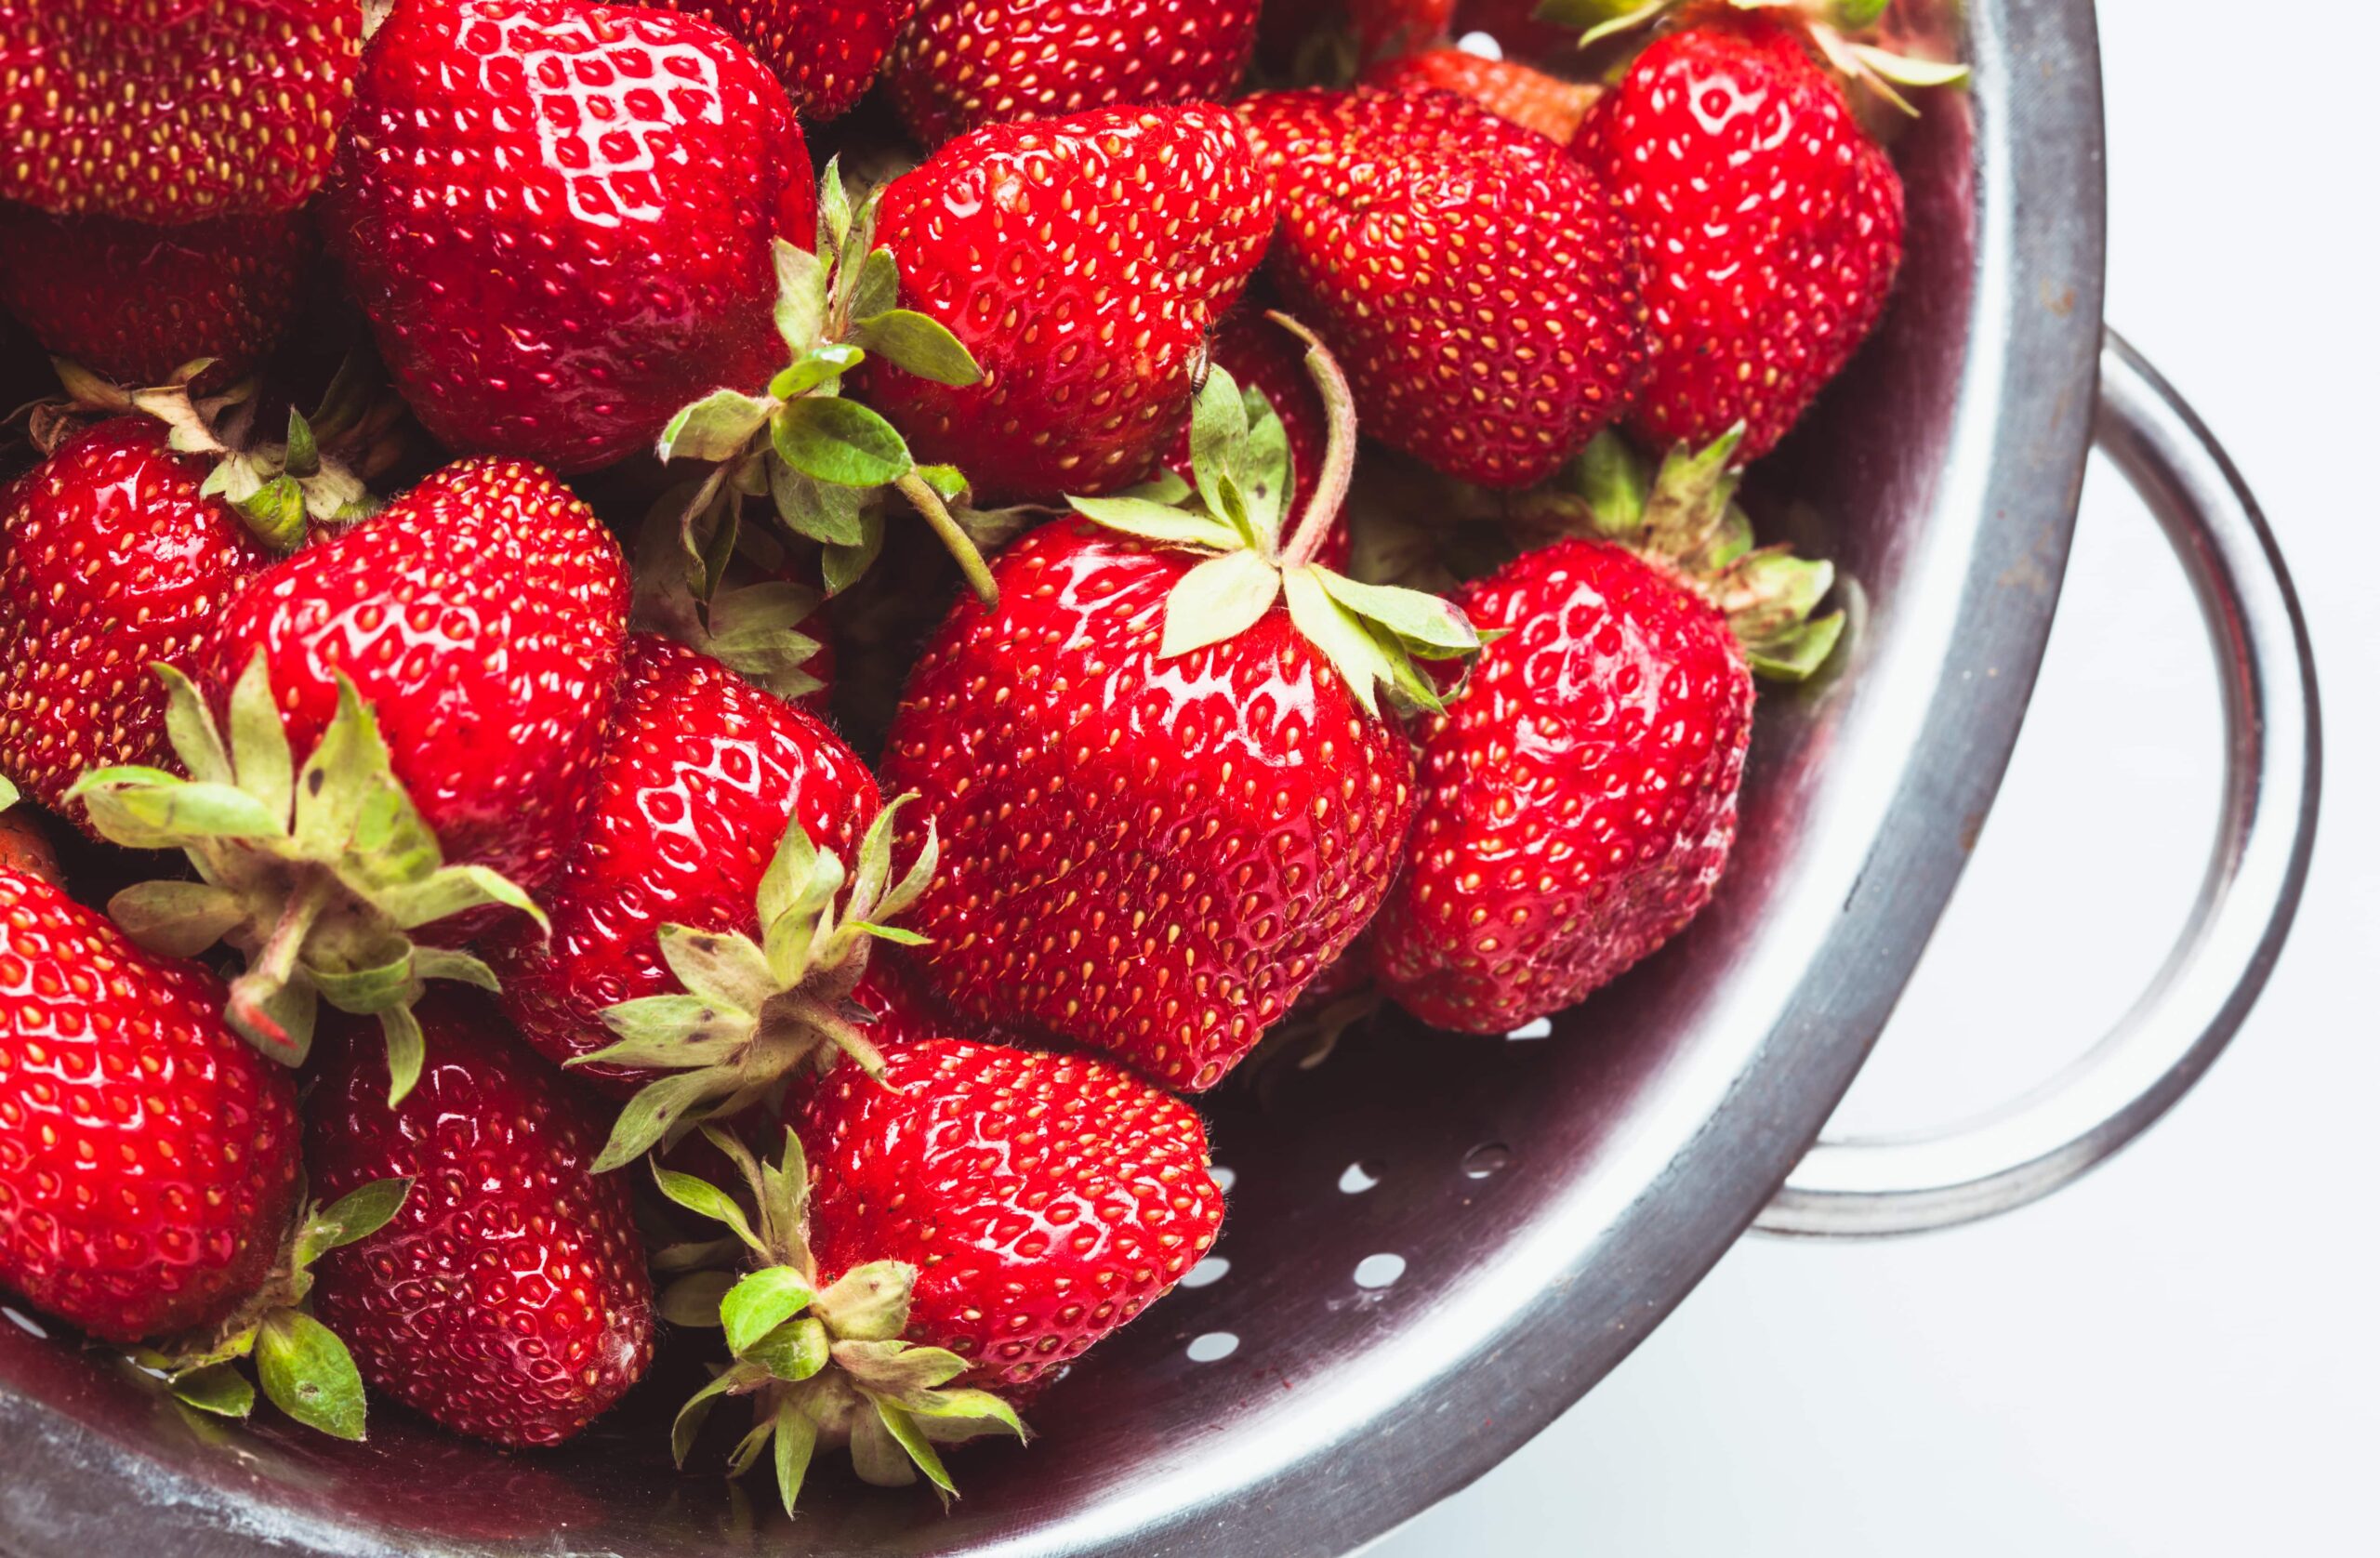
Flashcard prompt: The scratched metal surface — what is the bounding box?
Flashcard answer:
[0,1,2107,1552]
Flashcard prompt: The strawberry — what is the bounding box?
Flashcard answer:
[0,206,316,389]
[633,0,920,118]
[1371,429,1842,1033]
[0,0,360,224]
[0,861,301,1342]
[322,0,819,474]
[0,419,284,827]
[1237,87,1645,489]
[1567,7,1911,461]
[880,323,1474,1090]
[1161,309,1346,571]
[69,457,623,1076]
[654,1037,1222,1511]
[859,104,1277,504]
[1362,46,1597,142]
[305,995,656,1448]
[886,0,1265,146]
[0,782,59,884]
[484,635,910,1168]
[201,457,629,891]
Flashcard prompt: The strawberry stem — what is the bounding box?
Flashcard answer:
[226,875,335,1060]
[1268,313,1358,570]
[896,470,998,607]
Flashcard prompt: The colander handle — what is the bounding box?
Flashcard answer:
[1756,331,2321,1238]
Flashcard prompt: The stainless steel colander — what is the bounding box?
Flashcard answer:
[0,1,2320,1553]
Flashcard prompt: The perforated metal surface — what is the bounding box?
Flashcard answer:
[0,2,2109,1553]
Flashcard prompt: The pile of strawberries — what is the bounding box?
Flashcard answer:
[0,0,1957,1516]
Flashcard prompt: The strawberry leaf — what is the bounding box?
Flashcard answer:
[656,924,778,1013]
[1160,549,1282,659]
[768,342,866,402]
[105,880,245,958]
[378,1005,425,1108]
[748,1314,831,1383]
[660,390,774,465]
[773,238,833,356]
[1281,566,1400,719]
[169,1363,257,1420]
[822,508,886,596]
[774,1398,819,1519]
[852,310,982,388]
[1066,495,1240,551]
[254,1312,368,1443]
[307,1177,412,1259]
[722,1267,819,1358]
[1311,569,1480,657]
[652,1164,768,1252]
[658,1270,737,1327]
[849,1403,919,1488]
[872,1400,954,1498]
[772,397,911,488]
[810,1261,917,1342]
[842,247,901,326]
[769,461,870,548]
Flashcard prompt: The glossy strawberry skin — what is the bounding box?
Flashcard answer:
[789,1038,1223,1389]
[0,207,317,388]
[863,104,1276,502]
[1370,539,1752,1034]
[1363,47,1596,143]
[0,421,277,829]
[1239,88,1645,489]
[633,0,919,118]
[306,997,654,1449]
[1569,14,1905,461]
[1160,309,1349,572]
[323,0,818,474]
[486,635,880,1093]
[200,458,631,892]
[887,0,1264,146]
[0,867,302,1343]
[880,522,1416,1091]
[0,0,360,223]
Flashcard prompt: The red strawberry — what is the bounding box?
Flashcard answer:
[796,1040,1223,1386]
[1161,309,1347,571]
[1568,10,1906,461]
[881,327,1473,1090]
[0,865,302,1342]
[0,419,281,827]
[0,0,360,224]
[485,635,885,1139]
[1238,88,1644,489]
[1371,430,1841,1032]
[887,0,1264,146]
[651,1037,1221,1510]
[633,0,919,118]
[0,207,316,388]
[1363,46,1597,142]
[305,996,656,1448]
[323,0,819,473]
[861,104,1276,502]
[200,456,631,891]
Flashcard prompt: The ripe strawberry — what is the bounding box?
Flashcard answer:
[881,326,1474,1089]
[305,996,656,1448]
[1162,309,1347,571]
[485,635,889,1155]
[0,786,59,884]
[0,865,302,1342]
[861,104,1276,502]
[0,0,360,224]
[1568,9,1906,461]
[1371,429,1841,1033]
[1363,46,1597,142]
[200,457,630,891]
[0,419,282,827]
[323,0,819,473]
[654,1038,1221,1511]
[1238,88,1644,489]
[886,0,1264,146]
[633,0,919,118]
[0,207,316,389]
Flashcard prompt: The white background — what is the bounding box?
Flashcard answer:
[1373,1,2377,1551]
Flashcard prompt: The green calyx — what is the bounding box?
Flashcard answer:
[1561,425,1846,680]
[656,1128,1025,1515]
[46,352,402,550]
[61,654,548,1096]
[630,487,832,704]
[1068,312,1481,719]
[580,796,937,1175]
[1533,0,1969,112]
[137,1176,411,1443]
[656,159,1008,614]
